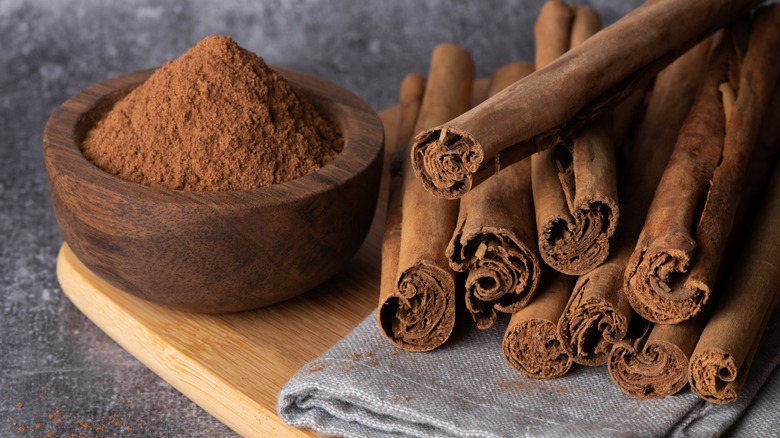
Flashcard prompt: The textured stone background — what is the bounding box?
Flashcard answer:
[4,0,773,436]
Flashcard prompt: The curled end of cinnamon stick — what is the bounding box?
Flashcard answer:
[378,263,456,352]
[558,277,630,366]
[504,318,572,379]
[625,243,709,324]
[608,339,688,399]
[539,195,618,275]
[411,126,482,199]
[689,348,739,404]
[448,226,541,330]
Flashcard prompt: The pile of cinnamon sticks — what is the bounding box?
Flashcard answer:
[378,0,780,405]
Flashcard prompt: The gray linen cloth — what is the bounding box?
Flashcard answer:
[278,306,780,437]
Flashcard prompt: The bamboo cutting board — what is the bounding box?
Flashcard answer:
[56,106,402,437]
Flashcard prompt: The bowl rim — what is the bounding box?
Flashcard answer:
[43,67,384,209]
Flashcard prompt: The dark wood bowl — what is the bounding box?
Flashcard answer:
[44,68,383,313]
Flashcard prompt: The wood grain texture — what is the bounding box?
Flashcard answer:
[44,68,384,313]
[56,107,398,437]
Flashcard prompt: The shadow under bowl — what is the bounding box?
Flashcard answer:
[44,68,384,313]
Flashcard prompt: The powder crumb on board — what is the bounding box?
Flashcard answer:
[388,363,396,369]
[404,395,413,401]
[35,423,44,429]
[352,352,362,361]
[367,359,379,367]
[17,425,27,432]
[392,351,399,356]
[48,409,62,421]
[16,402,23,408]
[79,421,92,429]
[364,351,374,357]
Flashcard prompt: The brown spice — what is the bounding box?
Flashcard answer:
[16,402,23,408]
[82,35,342,191]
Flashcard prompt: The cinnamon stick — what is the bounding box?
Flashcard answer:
[378,44,474,351]
[532,3,619,275]
[446,62,539,330]
[503,269,575,379]
[378,73,425,348]
[410,0,763,200]
[557,41,711,366]
[608,315,705,398]
[625,7,780,324]
[688,174,780,402]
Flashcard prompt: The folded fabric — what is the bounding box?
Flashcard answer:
[278,307,780,437]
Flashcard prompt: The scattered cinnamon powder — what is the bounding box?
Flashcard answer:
[82,35,343,191]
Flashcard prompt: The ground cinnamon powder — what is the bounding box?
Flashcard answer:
[82,35,343,191]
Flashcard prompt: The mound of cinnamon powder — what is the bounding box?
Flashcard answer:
[81,35,343,191]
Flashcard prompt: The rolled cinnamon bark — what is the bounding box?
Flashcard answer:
[625,8,780,324]
[410,0,763,200]
[446,62,539,330]
[608,316,705,398]
[557,40,711,366]
[378,44,474,351]
[723,71,780,261]
[378,72,425,348]
[622,34,733,324]
[687,5,780,404]
[503,269,575,379]
[532,3,619,275]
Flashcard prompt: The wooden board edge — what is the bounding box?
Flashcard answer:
[56,244,314,438]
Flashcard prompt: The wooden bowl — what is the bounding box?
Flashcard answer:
[44,68,383,313]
